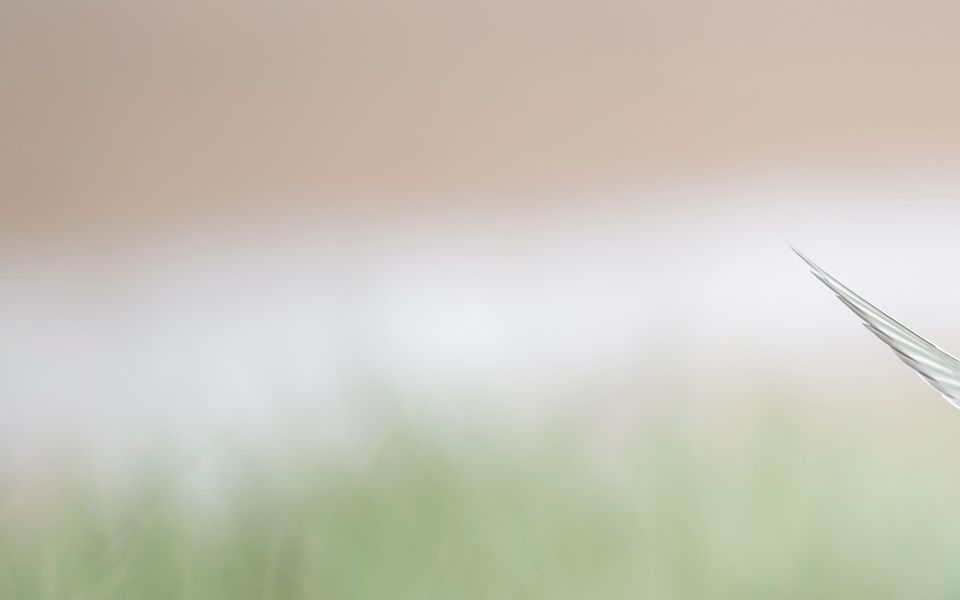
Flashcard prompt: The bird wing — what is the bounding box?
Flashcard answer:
[793,246,960,409]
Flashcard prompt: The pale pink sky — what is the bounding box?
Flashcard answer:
[4,0,960,239]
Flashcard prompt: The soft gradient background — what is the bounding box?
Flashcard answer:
[5,1,960,597]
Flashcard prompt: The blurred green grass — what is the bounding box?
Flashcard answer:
[4,397,960,599]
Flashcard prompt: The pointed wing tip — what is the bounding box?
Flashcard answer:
[783,238,806,260]
[789,241,960,412]
[785,242,824,277]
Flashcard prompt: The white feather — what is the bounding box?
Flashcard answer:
[793,245,960,409]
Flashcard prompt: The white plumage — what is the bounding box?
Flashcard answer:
[793,246,960,409]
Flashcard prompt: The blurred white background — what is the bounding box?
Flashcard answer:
[5,0,960,477]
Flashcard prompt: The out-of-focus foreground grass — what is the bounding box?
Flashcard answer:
[3,395,960,599]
